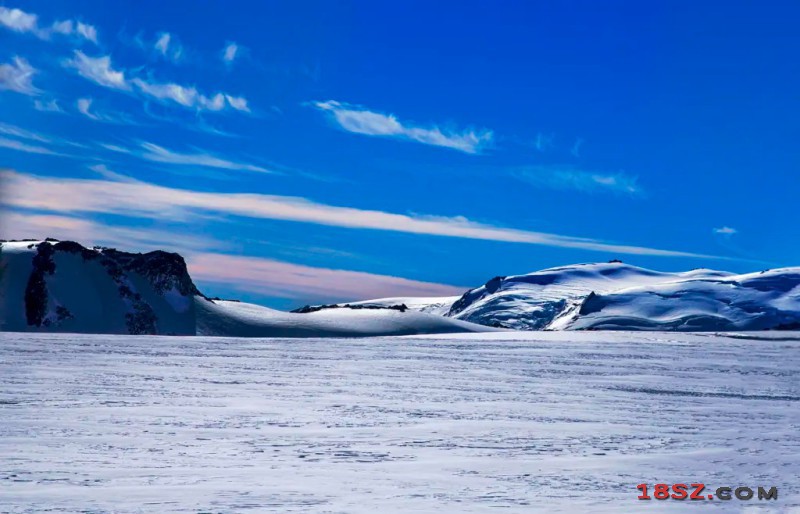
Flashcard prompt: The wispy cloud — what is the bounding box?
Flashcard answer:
[50,19,97,43]
[0,122,83,151]
[312,100,493,154]
[132,78,249,112]
[0,6,97,43]
[65,51,250,113]
[0,122,51,144]
[33,98,63,112]
[514,165,642,195]
[0,169,715,258]
[88,164,139,183]
[0,137,60,156]
[76,97,136,124]
[0,57,37,95]
[154,32,184,62]
[0,210,216,252]
[77,97,100,120]
[222,42,239,64]
[714,226,737,236]
[0,209,463,301]
[97,141,269,173]
[138,142,269,172]
[65,51,129,90]
[190,253,465,301]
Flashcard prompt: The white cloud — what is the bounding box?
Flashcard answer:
[88,164,138,183]
[33,99,63,112]
[0,137,59,155]
[313,100,493,154]
[155,32,171,54]
[0,7,97,43]
[66,51,129,90]
[138,142,270,172]
[514,166,642,195]
[50,19,73,35]
[75,22,98,44]
[65,50,249,113]
[0,57,37,95]
[714,226,737,236]
[224,95,249,112]
[50,19,96,43]
[0,122,51,144]
[222,42,239,63]
[0,169,716,258]
[75,97,134,124]
[76,97,97,120]
[0,7,37,32]
[0,210,216,253]
[153,32,183,62]
[132,78,249,112]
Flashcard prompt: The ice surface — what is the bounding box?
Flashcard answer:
[1,331,798,513]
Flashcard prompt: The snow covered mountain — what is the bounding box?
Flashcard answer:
[0,240,492,337]
[4,240,800,335]
[0,239,201,335]
[419,261,800,331]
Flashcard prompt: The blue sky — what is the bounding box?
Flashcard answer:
[2,0,799,308]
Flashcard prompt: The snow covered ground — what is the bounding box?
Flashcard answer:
[1,331,798,513]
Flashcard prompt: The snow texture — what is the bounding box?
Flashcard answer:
[1,331,798,513]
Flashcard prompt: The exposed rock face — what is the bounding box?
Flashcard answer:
[1,240,202,335]
[24,242,56,327]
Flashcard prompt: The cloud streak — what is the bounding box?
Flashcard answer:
[0,210,464,301]
[313,100,493,154]
[76,97,136,124]
[0,57,37,95]
[99,141,270,173]
[714,226,737,236]
[0,137,60,156]
[189,253,465,301]
[513,165,642,195]
[1,169,715,258]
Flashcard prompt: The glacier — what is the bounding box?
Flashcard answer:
[1,331,798,512]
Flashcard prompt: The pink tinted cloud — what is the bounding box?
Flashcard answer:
[188,252,466,301]
[0,169,714,257]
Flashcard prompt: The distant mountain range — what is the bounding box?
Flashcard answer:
[2,240,799,336]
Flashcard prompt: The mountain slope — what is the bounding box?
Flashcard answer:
[554,267,800,331]
[438,262,800,331]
